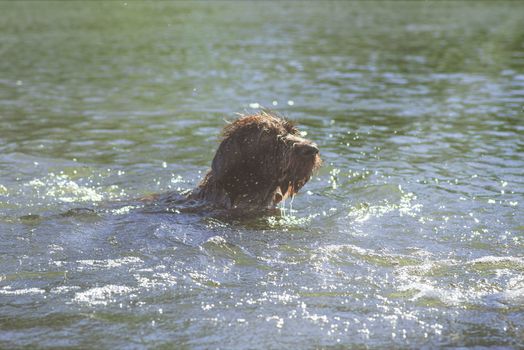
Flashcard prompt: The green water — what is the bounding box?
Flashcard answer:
[1,1,523,349]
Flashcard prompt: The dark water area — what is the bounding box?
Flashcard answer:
[1,2,523,349]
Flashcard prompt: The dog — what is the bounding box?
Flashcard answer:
[33,111,320,221]
[188,111,321,211]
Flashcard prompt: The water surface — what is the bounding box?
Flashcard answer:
[1,2,523,349]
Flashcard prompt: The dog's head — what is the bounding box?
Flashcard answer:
[207,111,321,209]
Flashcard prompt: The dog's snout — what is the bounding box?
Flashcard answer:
[297,143,319,157]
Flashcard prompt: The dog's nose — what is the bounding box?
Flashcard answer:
[297,143,319,156]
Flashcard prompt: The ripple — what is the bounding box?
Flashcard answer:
[27,173,104,202]
[73,285,136,306]
[317,244,420,267]
[395,257,524,308]
[76,256,143,271]
[348,188,422,222]
[0,287,45,295]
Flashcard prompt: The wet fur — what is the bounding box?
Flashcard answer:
[190,111,321,210]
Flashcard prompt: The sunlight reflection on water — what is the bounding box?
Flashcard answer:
[1,1,523,349]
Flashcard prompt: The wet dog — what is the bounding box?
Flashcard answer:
[36,111,321,220]
[189,111,321,211]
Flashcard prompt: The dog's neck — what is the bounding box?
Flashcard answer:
[191,171,279,210]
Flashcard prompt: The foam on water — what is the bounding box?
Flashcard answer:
[395,256,524,308]
[73,285,137,306]
[76,256,143,270]
[27,174,104,203]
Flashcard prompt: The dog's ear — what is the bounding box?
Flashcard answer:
[210,124,283,205]
[211,136,239,184]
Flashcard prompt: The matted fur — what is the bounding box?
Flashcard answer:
[191,111,321,210]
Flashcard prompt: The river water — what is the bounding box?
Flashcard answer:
[1,2,523,349]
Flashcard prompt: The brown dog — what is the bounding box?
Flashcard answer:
[190,111,321,210]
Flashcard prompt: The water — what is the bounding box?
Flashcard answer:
[1,2,523,348]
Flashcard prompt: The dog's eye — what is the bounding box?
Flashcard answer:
[280,134,295,146]
[283,133,305,145]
